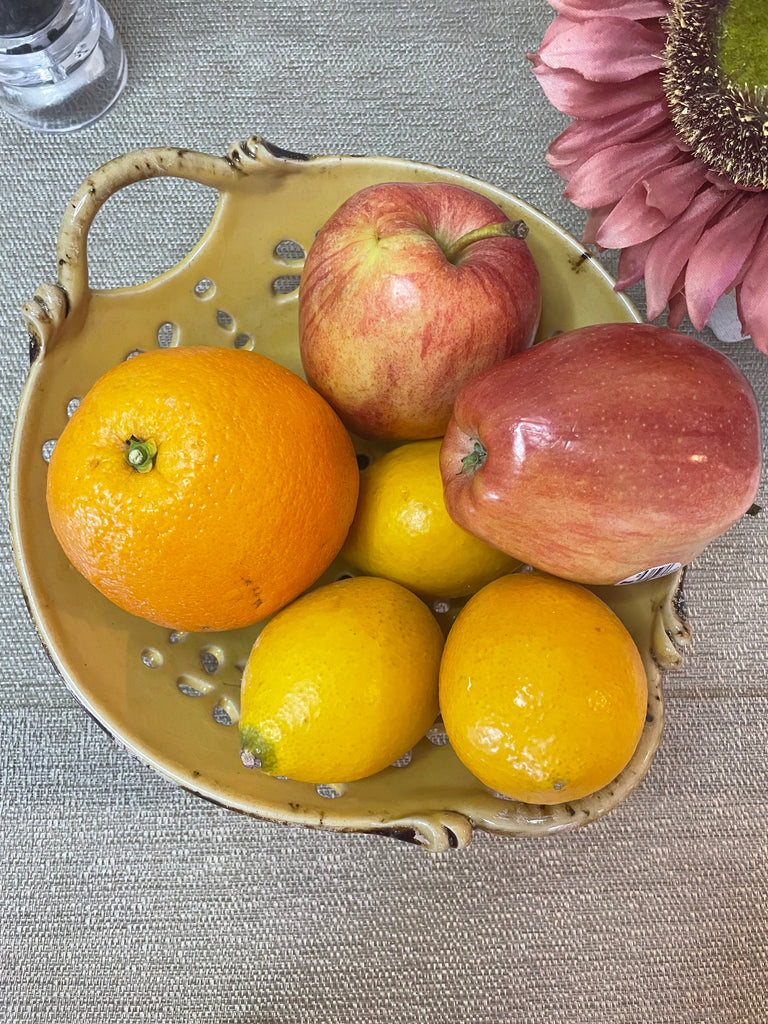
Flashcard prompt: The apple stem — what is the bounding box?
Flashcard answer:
[460,440,487,475]
[444,219,529,263]
[126,435,158,473]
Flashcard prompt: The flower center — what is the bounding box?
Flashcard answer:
[720,0,768,99]
[662,0,768,189]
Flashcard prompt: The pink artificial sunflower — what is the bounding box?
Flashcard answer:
[528,0,768,354]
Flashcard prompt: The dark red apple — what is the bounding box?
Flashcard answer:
[298,181,541,441]
[440,323,762,585]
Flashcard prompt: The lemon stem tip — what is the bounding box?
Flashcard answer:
[239,727,276,773]
[240,749,262,769]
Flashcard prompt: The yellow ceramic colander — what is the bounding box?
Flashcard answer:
[9,136,691,851]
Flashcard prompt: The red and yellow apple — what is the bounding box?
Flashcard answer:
[440,323,762,585]
[298,181,541,441]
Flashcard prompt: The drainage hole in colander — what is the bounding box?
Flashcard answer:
[273,239,306,261]
[176,674,215,697]
[486,788,515,802]
[41,439,56,462]
[391,751,412,768]
[212,698,239,726]
[272,275,301,295]
[66,397,81,417]
[216,309,235,331]
[199,646,224,675]
[157,321,179,348]
[233,332,254,350]
[194,277,215,298]
[426,723,450,746]
[316,783,346,799]
[140,647,163,669]
[177,682,203,697]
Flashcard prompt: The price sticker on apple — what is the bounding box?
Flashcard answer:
[615,563,683,586]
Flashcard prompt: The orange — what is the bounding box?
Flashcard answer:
[239,575,443,783]
[341,440,518,599]
[439,572,648,804]
[46,346,359,632]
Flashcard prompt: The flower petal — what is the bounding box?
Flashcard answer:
[684,193,768,330]
[736,221,768,353]
[666,290,688,329]
[563,126,680,206]
[643,189,736,320]
[549,0,669,18]
[537,13,581,49]
[582,203,614,245]
[595,156,707,248]
[597,183,673,248]
[537,17,665,82]
[615,239,654,289]
[545,100,669,175]
[530,65,663,118]
[642,158,709,218]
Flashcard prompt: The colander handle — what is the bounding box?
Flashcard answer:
[21,137,311,355]
[55,136,310,310]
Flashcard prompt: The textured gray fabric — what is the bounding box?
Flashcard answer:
[1,2,767,1022]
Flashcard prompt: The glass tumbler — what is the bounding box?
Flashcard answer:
[0,0,127,132]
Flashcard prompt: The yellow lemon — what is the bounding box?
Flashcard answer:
[239,576,443,784]
[439,572,648,805]
[341,439,519,600]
